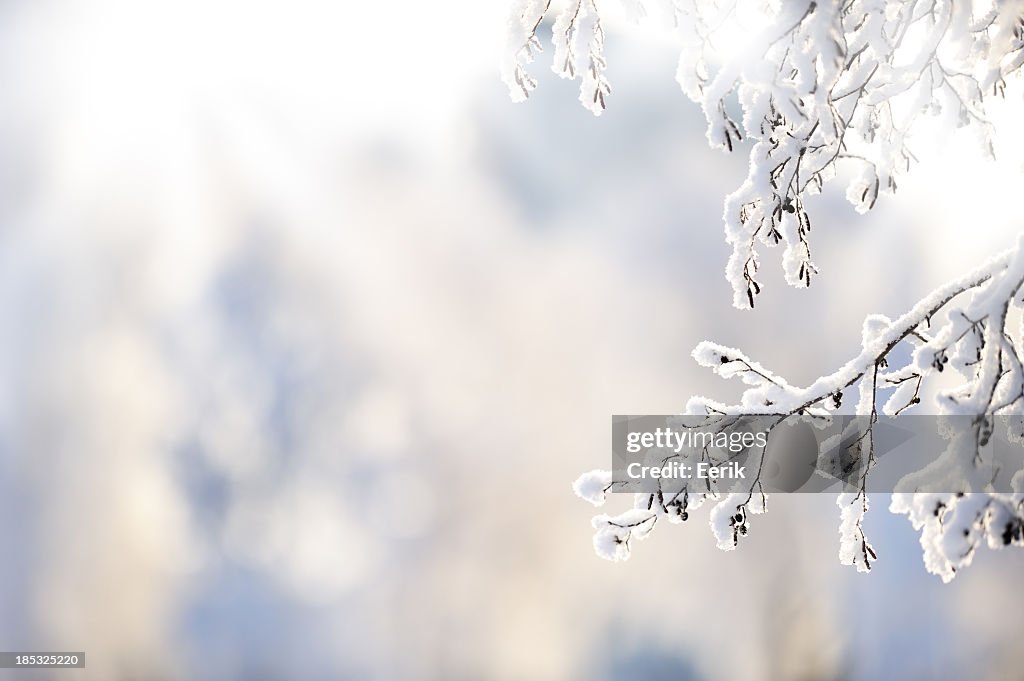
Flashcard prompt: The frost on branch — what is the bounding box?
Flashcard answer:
[503,0,611,114]
[591,508,657,560]
[502,0,551,102]
[838,491,877,573]
[890,492,1024,582]
[574,236,1024,577]
[505,0,1024,305]
[709,492,765,551]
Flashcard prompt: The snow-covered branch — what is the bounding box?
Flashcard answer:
[575,236,1024,578]
[506,0,1024,580]
[505,0,1024,304]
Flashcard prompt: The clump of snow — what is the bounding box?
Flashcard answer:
[573,469,612,506]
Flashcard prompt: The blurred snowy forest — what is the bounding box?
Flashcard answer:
[1,1,1024,680]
